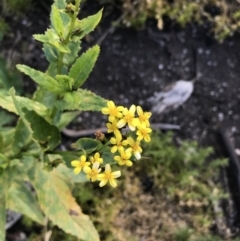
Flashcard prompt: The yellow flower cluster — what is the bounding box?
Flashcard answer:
[71,153,121,188]
[102,101,152,162]
[71,100,152,188]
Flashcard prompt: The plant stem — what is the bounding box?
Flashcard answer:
[57,0,81,74]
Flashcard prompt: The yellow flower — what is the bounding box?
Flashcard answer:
[136,126,152,142]
[83,162,102,182]
[97,164,121,188]
[71,155,90,174]
[110,133,128,153]
[106,120,121,137]
[126,136,142,160]
[90,152,103,164]
[114,149,133,166]
[117,105,138,131]
[102,100,124,122]
[136,106,152,127]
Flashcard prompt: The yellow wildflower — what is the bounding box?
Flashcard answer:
[110,133,128,153]
[102,100,124,122]
[71,155,90,174]
[83,162,102,182]
[117,105,138,131]
[136,106,152,127]
[90,152,103,164]
[136,126,152,142]
[126,136,142,160]
[97,164,121,188]
[106,120,121,137]
[114,149,133,166]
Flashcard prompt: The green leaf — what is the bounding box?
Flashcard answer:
[56,75,74,91]
[17,65,64,94]
[54,0,66,9]
[63,41,81,66]
[51,5,64,37]
[13,119,32,154]
[43,43,58,64]
[7,181,45,225]
[69,45,100,88]
[22,108,61,150]
[0,110,14,128]
[26,160,99,241]
[33,33,49,43]
[33,87,56,108]
[57,111,80,130]
[34,29,70,53]
[0,191,6,241]
[74,9,103,39]
[0,57,23,94]
[0,133,3,153]
[55,89,107,111]
[0,91,50,117]
[0,153,8,169]
[57,163,88,183]
[71,138,102,153]
[0,128,15,157]
[56,89,107,111]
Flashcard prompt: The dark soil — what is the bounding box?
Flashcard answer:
[2,0,240,240]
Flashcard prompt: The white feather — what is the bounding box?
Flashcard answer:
[150,80,194,114]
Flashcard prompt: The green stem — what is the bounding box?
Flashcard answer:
[57,0,81,74]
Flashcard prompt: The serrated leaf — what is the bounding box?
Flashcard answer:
[26,160,99,241]
[17,65,63,94]
[33,34,49,43]
[13,119,32,154]
[22,108,61,150]
[54,89,107,111]
[72,138,102,153]
[7,181,44,225]
[51,5,64,37]
[74,9,102,39]
[57,111,80,130]
[69,45,100,88]
[0,91,49,117]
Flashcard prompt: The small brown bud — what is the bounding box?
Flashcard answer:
[95,130,105,141]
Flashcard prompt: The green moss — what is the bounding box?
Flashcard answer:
[101,0,240,42]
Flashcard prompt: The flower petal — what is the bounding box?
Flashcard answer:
[117,119,126,129]
[71,160,80,167]
[105,164,111,173]
[102,108,110,115]
[111,146,118,153]
[109,179,117,188]
[111,170,121,178]
[134,152,141,160]
[99,179,108,187]
[83,166,91,173]
[73,167,82,174]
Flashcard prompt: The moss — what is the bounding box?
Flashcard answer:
[101,0,240,42]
